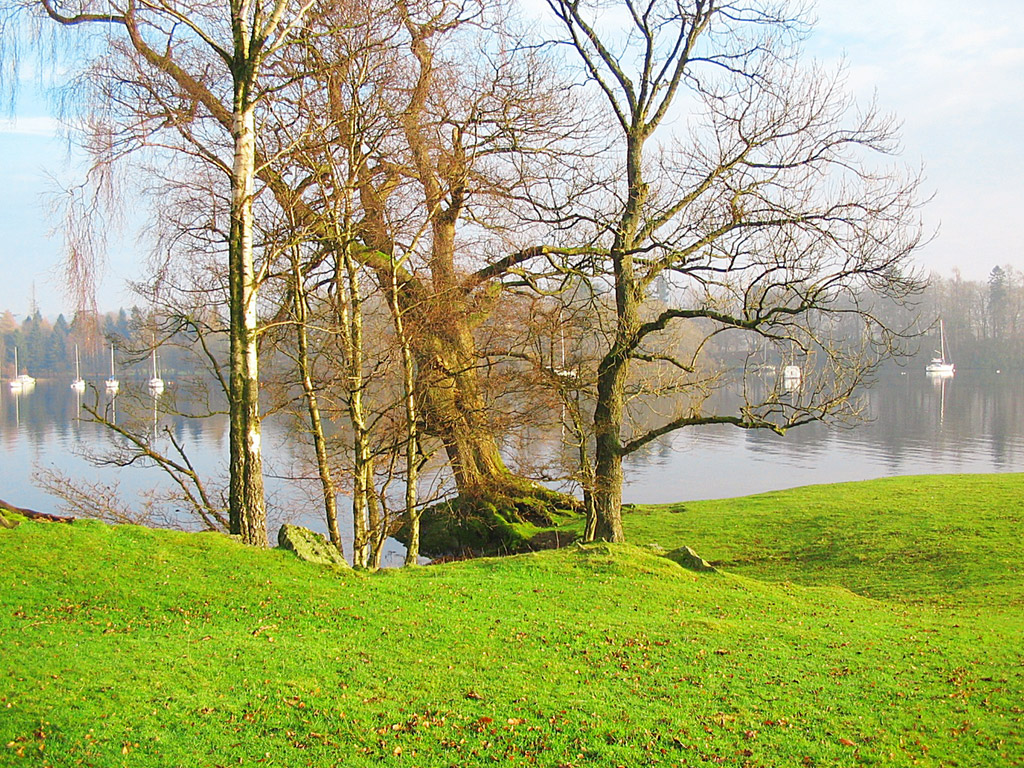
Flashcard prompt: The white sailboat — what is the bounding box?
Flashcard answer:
[105,346,120,394]
[925,319,955,376]
[9,348,35,392]
[148,348,165,394]
[70,344,86,392]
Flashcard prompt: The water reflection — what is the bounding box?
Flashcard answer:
[618,372,1024,503]
[2,373,1023,548]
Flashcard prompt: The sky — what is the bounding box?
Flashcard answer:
[1,0,1022,318]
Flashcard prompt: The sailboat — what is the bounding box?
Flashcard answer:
[147,348,165,394]
[9,348,35,392]
[925,319,955,376]
[105,346,120,394]
[70,345,86,392]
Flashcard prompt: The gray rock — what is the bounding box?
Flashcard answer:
[277,524,350,570]
[666,545,717,573]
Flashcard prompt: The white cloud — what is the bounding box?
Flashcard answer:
[0,116,61,137]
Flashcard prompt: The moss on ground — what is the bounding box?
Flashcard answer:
[396,485,581,558]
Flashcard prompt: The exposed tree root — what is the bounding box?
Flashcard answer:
[396,483,581,559]
[0,498,74,524]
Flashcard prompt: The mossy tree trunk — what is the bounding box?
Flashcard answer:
[393,11,526,501]
[413,317,512,497]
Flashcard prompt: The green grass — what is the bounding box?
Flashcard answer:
[1,475,1022,766]
[621,474,1024,608]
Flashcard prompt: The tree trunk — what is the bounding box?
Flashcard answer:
[367,491,386,570]
[564,388,597,541]
[587,138,647,543]
[227,97,268,547]
[393,265,422,566]
[414,320,513,496]
[394,16,519,500]
[591,353,627,542]
[292,258,343,554]
[339,244,373,569]
[367,255,517,500]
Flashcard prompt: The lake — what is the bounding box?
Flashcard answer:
[2,371,1022,563]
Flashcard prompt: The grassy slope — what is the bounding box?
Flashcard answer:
[0,475,1021,767]
[622,474,1024,607]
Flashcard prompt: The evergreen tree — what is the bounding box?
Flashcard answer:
[21,312,49,376]
[988,265,1008,340]
[47,314,71,374]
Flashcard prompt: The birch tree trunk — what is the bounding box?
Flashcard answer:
[227,94,268,546]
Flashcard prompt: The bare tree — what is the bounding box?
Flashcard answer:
[4,0,320,545]
[264,0,593,501]
[546,0,925,541]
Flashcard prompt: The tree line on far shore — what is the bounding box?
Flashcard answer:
[920,266,1024,370]
[6,263,1019,385]
[0,307,194,379]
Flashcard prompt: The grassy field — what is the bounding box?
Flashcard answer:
[1,474,1022,767]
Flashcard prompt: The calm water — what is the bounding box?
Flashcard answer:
[620,371,1024,502]
[2,372,1022,553]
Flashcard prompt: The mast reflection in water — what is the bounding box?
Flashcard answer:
[2,372,1023,544]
